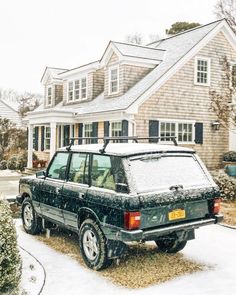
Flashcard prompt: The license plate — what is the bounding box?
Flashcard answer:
[168,209,186,221]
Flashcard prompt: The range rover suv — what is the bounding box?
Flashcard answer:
[17,137,223,270]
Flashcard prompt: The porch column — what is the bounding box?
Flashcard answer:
[50,122,57,160]
[27,124,33,168]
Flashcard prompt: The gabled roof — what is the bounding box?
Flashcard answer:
[40,67,68,84]
[100,41,166,66]
[0,99,19,112]
[33,19,236,118]
[66,19,231,116]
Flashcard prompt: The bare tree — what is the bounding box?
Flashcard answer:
[215,0,236,33]
[125,33,144,45]
[17,92,42,117]
[209,55,236,128]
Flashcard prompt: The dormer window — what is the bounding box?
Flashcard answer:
[46,86,52,106]
[194,57,211,86]
[67,77,87,102]
[108,66,119,95]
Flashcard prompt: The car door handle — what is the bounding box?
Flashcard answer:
[55,187,62,194]
[78,193,84,200]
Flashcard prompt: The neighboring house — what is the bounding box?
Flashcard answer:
[0,99,22,128]
[26,19,236,169]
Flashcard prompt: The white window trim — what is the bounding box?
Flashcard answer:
[108,65,119,95]
[83,123,93,137]
[159,119,195,145]
[109,120,122,137]
[46,86,53,106]
[67,76,88,102]
[44,126,51,151]
[194,56,211,87]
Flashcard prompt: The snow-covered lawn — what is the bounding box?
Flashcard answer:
[16,220,236,295]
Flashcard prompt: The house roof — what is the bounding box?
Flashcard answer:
[0,99,19,112]
[32,19,235,118]
[40,67,68,83]
[64,19,227,116]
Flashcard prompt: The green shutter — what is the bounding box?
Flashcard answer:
[122,120,128,142]
[78,123,83,145]
[149,120,159,143]
[195,122,203,144]
[104,121,110,137]
[41,126,45,151]
[92,122,98,143]
[34,127,39,151]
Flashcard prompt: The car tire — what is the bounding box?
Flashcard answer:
[79,218,112,270]
[155,238,187,253]
[22,197,42,235]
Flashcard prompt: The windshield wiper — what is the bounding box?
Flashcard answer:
[169,184,184,191]
[139,153,167,162]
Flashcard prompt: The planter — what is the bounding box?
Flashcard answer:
[225,164,236,177]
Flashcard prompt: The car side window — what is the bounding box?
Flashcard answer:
[91,154,115,190]
[68,153,89,184]
[47,152,69,180]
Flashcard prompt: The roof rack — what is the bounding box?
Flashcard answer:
[66,136,177,153]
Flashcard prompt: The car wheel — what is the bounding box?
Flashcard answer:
[22,197,42,235]
[155,238,187,253]
[79,219,112,270]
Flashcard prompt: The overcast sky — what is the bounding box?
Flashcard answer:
[0,0,218,95]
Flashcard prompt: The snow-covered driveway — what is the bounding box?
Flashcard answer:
[17,222,236,295]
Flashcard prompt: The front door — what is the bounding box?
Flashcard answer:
[40,152,70,224]
[61,152,90,229]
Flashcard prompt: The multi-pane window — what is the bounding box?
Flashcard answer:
[160,121,194,143]
[178,123,193,142]
[74,80,80,100]
[231,65,236,88]
[160,122,176,141]
[109,67,119,94]
[195,58,210,85]
[111,121,122,142]
[81,78,87,99]
[84,123,93,144]
[47,87,52,105]
[68,82,73,101]
[68,77,87,101]
[45,126,51,150]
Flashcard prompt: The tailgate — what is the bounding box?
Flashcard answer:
[139,187,218,230]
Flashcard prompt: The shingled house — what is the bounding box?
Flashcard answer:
[0,99,22,127]
[26,19,236,169]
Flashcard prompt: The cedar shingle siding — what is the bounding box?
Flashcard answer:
[135,32,236,169]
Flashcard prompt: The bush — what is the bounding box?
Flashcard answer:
[0,160,7,170]
[223,151,236,162]
[0,199,21,293]
[7,155,18,170]
[212,170,236,201]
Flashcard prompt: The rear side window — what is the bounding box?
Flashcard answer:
[68,153,89,184]
[91,154,115,190]
[47,152,69,180]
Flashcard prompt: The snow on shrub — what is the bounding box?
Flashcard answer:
[0,160,7,170]
[223,151,236,162]
[0,199,21,293]
[212,171,236,201]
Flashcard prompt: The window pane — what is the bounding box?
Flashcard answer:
[197,59,208,84]
[91,155,115,190]
[178,123,193,142]
[47,152,69,180]
[68,153,89,184]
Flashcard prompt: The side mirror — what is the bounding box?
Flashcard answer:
[116,183,128,194]
[36,170,46,179]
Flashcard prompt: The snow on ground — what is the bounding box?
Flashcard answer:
[16,221,236,295]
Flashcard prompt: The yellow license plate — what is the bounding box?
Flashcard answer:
[168,209,186,221]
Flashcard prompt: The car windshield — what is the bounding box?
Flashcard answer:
[129,153,211,193]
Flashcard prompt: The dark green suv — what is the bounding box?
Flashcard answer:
[17,138,223,270]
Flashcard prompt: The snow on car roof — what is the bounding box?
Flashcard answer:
[58,143,194,156]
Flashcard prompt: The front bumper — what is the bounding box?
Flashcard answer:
[117,215,223,242]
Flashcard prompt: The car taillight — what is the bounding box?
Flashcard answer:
[213,198,221,214]
[124,211,141,230]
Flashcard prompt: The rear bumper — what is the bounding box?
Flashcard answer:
[118,215,223,242]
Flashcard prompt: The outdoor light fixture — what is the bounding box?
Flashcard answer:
[211,121,220,131]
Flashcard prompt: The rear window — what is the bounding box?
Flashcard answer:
[129,153,211,193]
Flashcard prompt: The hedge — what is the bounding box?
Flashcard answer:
[212,170,236,201]
[0,199,22,293]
